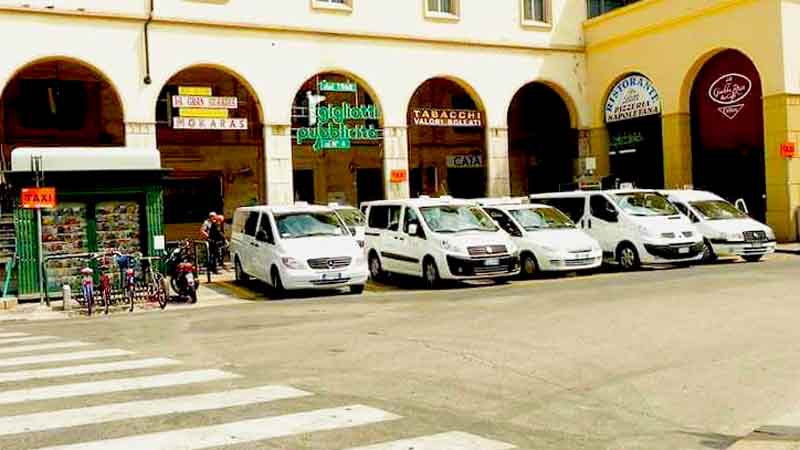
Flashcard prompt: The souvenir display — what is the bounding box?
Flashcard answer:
[41,202,89,291]
[95,201,142,254]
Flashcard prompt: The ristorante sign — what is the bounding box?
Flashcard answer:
[605,75,661,123]
[411,108,483,127]
[296,103,381,152]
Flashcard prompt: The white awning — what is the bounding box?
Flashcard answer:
[10,147,162,172]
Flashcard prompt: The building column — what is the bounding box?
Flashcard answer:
[587,126,610,182]
[661,112,693,189]
[264,124,293,206]
[486,127,510,197]
[125,122,157,148]
[383,126,409,200]
[763,94,800,242]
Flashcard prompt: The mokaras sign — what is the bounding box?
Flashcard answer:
[412,108,483,127]
[296,103,381,152]
[605,75,661,123]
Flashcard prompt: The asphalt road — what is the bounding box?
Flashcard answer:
[0,255,799,450]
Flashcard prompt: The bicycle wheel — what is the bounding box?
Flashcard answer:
[153,273,168,310]
[86,289,93,316]
[127,286,135,312]
[102,288,110,315]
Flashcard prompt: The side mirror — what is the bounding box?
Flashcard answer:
[735,198,749,214]
[408,223,419,236]
[256,229,271,243]
[605,205,619,221]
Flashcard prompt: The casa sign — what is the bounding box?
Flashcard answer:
[447,154,483,168]
[708,73,753,120]
[605,75,661,123]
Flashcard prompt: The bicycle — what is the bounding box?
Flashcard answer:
[140,256,168,309]
[80,266,94,316]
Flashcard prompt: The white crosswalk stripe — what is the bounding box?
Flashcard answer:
[0,385,312,436]
[340,432,516,450]
[0,336,57,345]
[34,405,401,450]
[0,357,179,383]
[0,341,90,356]
[0,332,28,339]
[0,349,133,368]
[0,369,239,405]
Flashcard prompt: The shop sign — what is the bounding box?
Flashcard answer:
[21,187,56,209]
[178,86,212,96]
[708,73,752,120]
[447,154,483,168]
[296,102,381,152]
[171,95,238,109]
[179,108,229,119]
[318,80,357,93]
[781,142,796,158]
[390,169,408,183]
[610,131,645,150]
[412,108,483,127]
[173,117,248,130]
[605,75,661,123]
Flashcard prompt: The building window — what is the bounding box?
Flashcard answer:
[587,0,641,18]
[425,0,459,20]
[522,0,549,24]
[311,0,352,12]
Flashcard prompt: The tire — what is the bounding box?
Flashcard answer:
[422,257,440,289]
[701,239,717,263]
[271,267,286,298]
[743,254,764,263]
[102,288,111,315]
[617,243,640,271]
[187,287,198,304]
[127,287,135,312]
[368,252,384,281]
[154,274,168,310]
[234,257,249,283]
[349,284,365,295]
[520,252,538,278]
[86,290,93,317]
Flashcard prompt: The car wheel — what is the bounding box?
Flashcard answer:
[617,243,640,271]
[743,254,763,263]
[701,239,717,263]
[234,257,249,283]
[423,258,440,289]
[521,252,538,278]
[368,252,384,281]
[271,267,286,297]
[349,284,365,295]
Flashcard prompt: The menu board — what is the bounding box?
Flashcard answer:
[41,202,89,292]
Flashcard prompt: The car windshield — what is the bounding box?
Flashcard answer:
[274,212,345,239]
[508,207,575,230]
[690,200,748,220]
[420,205,499,233]
[611,192,679,217]
[336,208,366,227]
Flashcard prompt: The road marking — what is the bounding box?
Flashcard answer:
[0,369,239,405]
[0,357,179,383]
[0,332,28,338]
[0,341,90,355]
[341,432,516,450]
[0,385,312,436]
[35,405,400,450]
[0,349,134,368]
[0,335,57,345]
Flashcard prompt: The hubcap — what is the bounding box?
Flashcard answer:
[426,263,436,283]
[370,257,380,277]
[524,257,535,274]
[621,249,635,268]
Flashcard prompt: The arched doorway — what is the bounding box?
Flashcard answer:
[291,72,383,205]
[603,73,664,189]
[155,66,264,239]
[407,78,486,199]
[508,82,577,195]
[690,50,766,221]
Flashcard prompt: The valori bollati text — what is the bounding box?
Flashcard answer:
[296,103,381,152]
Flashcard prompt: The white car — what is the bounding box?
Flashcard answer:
[231,204,369,295]
[661,190,776,262]
[476,198,602,276]
[531,190,704,270]
[330,203,367,249]
[364,197,521,288]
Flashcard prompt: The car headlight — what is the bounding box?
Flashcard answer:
[281,257,306,270]
[766,229,776,240]
[354,254,367,266]
[440,239,467,255]
[721,232,744,242]
[637,225,654,238]
[506,241,519,254]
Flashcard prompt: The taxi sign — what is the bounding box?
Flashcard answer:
[781,142,796,158]
[390,169,408,183]
[21,187,56,209]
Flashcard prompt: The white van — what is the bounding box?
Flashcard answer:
[476,198,602,276]
[364,197,520,287]
[661,190,776,262]
[530,190,704,270]
[329,203,367,249]
[231,204,369,294]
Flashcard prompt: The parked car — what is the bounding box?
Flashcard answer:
[231,203,369,295]
[329,203,367,248]
[531,189,704,270]
[364,196,520,287]
[475,198,602,277]
[661,189,775,262]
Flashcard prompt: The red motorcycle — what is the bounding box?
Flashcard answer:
[166,241,198,304]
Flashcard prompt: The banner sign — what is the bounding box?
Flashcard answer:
[412,108,482,127]
[171,95,238,109]
[21,187,56,209]
[173,117,248,130]
[179,108,229,119]
[708,73,752,120]
[178,86,212,96]
[296,102,381,152]
[447,154,484,168]
[318,80,357,93]
[605,75,661,123]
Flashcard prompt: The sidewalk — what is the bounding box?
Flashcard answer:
[776,243,800,255]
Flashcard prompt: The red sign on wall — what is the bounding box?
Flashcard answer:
[781,142,796,158]
[21,187,56,209]
[389,169,408,183]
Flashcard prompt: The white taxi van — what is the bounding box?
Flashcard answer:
[476,198,602,276]
[231,203,369,294]
[661,190,776,262]
[364,197,520,287]
[329,203,367,249]
[531,190,704,270]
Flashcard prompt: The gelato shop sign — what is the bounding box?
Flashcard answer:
[605,75,661,123]
[296,103,381,152]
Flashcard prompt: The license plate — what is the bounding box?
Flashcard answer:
[576,253,590,260]
[678,247,690,254]
[749,243,765,248]
[485,258,500,266]
[186,273,195,286]
[322,272,343,280]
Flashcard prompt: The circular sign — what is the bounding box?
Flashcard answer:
[605,74,661,123]
[708,73,752,105]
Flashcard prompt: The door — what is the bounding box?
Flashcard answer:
[399,207,426,275]
[241,211,261,278]
[588,194,620,256]
[253,212,276,282]
[356,169,384,204]
[293,170,315,203]
[447,168,486,199]
[367,204,404,273]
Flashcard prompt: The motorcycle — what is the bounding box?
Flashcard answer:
[165,241,198,304]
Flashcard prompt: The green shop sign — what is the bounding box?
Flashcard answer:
[297,102,381,152]
[318,80,358,93]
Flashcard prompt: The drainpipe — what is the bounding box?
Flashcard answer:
[143,0,154,85]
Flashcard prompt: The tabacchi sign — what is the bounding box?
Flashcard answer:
[605,75,661,123]
[412,108,483,127]
[708,73,752,120]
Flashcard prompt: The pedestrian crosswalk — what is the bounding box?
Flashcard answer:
[0,329,516,450]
